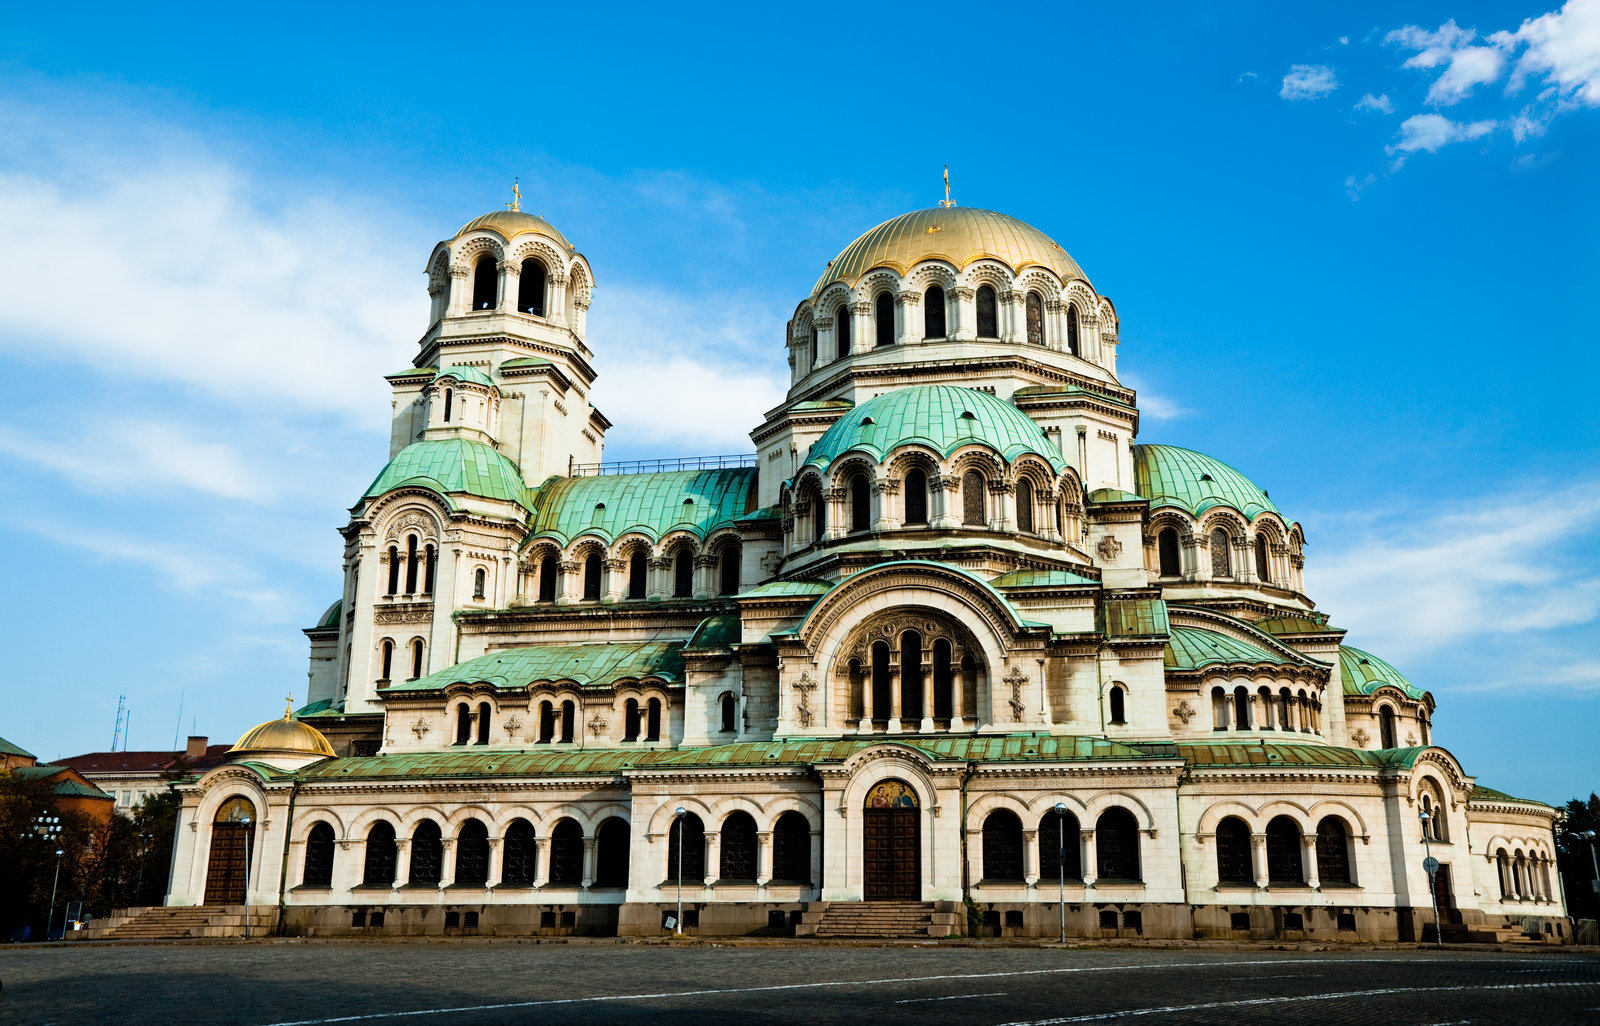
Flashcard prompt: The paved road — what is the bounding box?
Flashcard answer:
[2,943,1596,1026]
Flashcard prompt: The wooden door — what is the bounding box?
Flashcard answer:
[863,807,920,900]
[1435,863,1460,923]
[203,823,253,904]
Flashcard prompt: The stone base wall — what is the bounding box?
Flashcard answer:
[281,902,621,937]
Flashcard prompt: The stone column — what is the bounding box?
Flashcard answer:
[533,838,551,888]
[392,838,411,893]
[815,318,835,367]
[1302,835,1320,890]
[447,265,471,317]
[756,832,772,888]
[555,559,580,605]
[336,839,364,895]
[1024,828,1040,886]
[872,478,900,532]
[602,558,626,603]
[852,300,872,354]
[693,553,717,599]
[1046,298,1065,352]
[949,650,965,729]
[992,480,1014,532]
[485,838,502,890]
[573,292,589,338]
[950,286,975,340]
[647,557,671,601]
[895,293,920,345]
[439,838,456,891]
[888,663,903,733]
[1252,834,1269,890]
[1000,290,1022,343]
[1080,829,1098,887]
[547,273,569,327]
[582,836,597,889]
[498,260,520,313]
[809,830,823,896]
[929,474,959,530]
[826,487,849,540]
[703,831,720,889]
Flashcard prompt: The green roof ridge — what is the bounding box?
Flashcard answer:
[364,438,533,512]
[526,468,756,544]
[388,640,686,692]
[803,385,1066,472]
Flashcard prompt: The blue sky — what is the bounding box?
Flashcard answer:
[1,2,1595,802]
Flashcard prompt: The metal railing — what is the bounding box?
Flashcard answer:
[568,453,757,476]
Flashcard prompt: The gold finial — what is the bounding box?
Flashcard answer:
[284,695,294,720]
[510,179,522,212]
[940,165,955,208]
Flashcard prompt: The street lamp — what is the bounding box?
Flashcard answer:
[1582,830,1599,902]
[239,816,253,940]
[48,849,64,941]
[29,814,63,941]
[673,807,687,936]
[1054,802,1069,944]
[1419,810,1442,948]
[135,831,154,905]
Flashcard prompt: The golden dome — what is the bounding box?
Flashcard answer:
[228,704,337,760]
[813,207,1087,299]
[454,209,571,250]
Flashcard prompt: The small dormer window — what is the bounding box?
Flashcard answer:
[861,417,874,426]
[443,389,453,423]
[1199,473,1214,482]
[960,410,976,420]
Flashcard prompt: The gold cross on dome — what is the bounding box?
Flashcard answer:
[511,179,521,212]
[940,165,955,208]
[284,695,294,718]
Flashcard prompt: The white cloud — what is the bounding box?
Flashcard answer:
[1494,0,1600,106]
[1339,36,1350,46]
[0,419,262,501]
[1118,374,1188,421]
[1280,64,1340,100]
[1386,113,1496,166]
[1355,92,1396,113]
[1386,19,1477,69]
[1344,173,1377,200]
[1386,19,1505,105]
[1305,484,1600,667]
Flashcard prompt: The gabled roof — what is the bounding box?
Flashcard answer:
[802,385,1066,473]
[1098,596,1169,637]
[1133,444,1284,524]
[364,438,533,512]
[1339,645,1430,701]
[684,613,740,652]
[53,746,232,774]
[526,468,757,544]
[10,765,113,800]
[1164,625,1290,671]
[0,736,36,760]
[386,640,686,692]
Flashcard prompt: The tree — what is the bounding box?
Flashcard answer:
[1557,793,1599,922]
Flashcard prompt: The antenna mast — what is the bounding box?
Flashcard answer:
[111,692,126,751]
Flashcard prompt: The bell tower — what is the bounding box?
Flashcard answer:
[388,188,609,485]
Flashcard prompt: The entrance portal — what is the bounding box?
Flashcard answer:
[863,779,920,900]
[204,796,257,904]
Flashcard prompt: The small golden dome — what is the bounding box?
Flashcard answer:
[454,209,571,250]
[813,207,1087,299]
[229,704,336,760]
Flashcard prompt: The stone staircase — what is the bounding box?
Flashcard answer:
[803,901,961,938]
[78,905,272,940]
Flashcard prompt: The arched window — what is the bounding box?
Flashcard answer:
[595,817,630,887]
[538,556,558,602]
[646,697,662,741]
[583,553,602,600]
[773,811,812,882]
[517,259,546,315]
[379,639,394,682]
[475,701,491,745]
[666,811,706,881]
[870,641,892,723]
[924,285,947,338]
[549,819,584,886]
[443,388,453,423]
[623,698,640,741]
[1211,686,1229,730]
[1265,816,1303,884]
[454,703,471,745]
[904,469,928,524]
[410,821,443,885]
[1158,529,1181,577]
[1315,817,1351,885]
[411,639,424,679]
[962,470,986,526]
[1210,529,1231,577]
[1215,817,1252,883]
[1067,305,1080,355]
[901,630,924,720]
[537,700,555,743]
[1279,688,1296,731]
[560,699,575,743]
[1258,686,1276,730]
[1040,808,1082,880]
[1379,706,1397,749]
[471,257,497,310]
[849,474,870,532]
[875,292,894,346]
[811,484,827,541]
[982,809,1025,882]
[627,550,647,599]
[455,819,489,886]
[386,545,400,594]
[1016,477,1034,533]
[1420,789,1448,842]
[1254,535,1271,582]
[1108,685,1126,725]
[720,811,758,881]
[303,822,335,887]
[1096,807,1141,881]
[405,535,419,594]
[1497,849,1512,899]
[932,638,954,720]
[673,549,693,598]
[719,692,736,733]
[473,567,486,600]
[362,822,397,887]
[502,819,536,885]
[1026,291,1045,345]
[836,304,852,357]
[1233,686,1251,729]
[718,543,740,595]
[424,544,437,594]
[975,285,998,337]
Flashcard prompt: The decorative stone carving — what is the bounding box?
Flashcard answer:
[588,714,608,737]
[375,606,433,625]
[1096,536,1123,561]
[1405,731,1417,747]
[1003,666,1029,722]
[504,715,523,737]
[1351,728,1370,748]
[1173,699,1196,724]
[411,718,431,739]
[792,672,818,728]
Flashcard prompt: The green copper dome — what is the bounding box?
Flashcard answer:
[1133,444,1282,523]
[364,439,533,512]
[1339,646,1430,702]
[803,385,1065,472]
[436,365,495,387]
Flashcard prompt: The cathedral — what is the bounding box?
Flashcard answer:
[164,193,1566,941]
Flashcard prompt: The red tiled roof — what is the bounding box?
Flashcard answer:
[52,745,231,774]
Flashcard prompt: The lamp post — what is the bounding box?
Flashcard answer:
[29,814,62,941]
[1583,830,1599,905]
[239,816,253,940]
[48,849,64,941]
[135,831,153,905]
[673,807,687,936]
[1419,810,1441,948]
[1054,802,1068,944]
